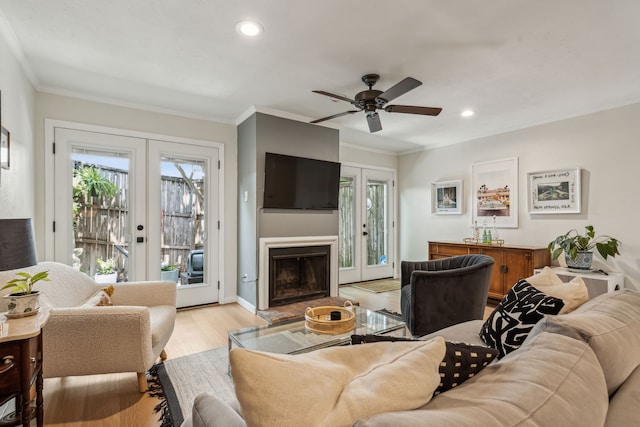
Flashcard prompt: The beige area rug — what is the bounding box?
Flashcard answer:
[154,346,234,426]
[350,279,401,293]
[257,296,359,324]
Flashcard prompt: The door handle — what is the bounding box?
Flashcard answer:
[363,231,368,236]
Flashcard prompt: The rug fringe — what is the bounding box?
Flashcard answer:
[148,363,175,427]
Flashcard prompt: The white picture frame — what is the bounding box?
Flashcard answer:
[432,180,463,215]
[527,168,581,214]
[471,157,519,228]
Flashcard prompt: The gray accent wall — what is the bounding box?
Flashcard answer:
[237,112,339,306]
[237,114,258,304]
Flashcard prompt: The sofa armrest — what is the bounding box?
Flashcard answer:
[181,393,246,427]
[110,281,177,307]
[43,306,155,378]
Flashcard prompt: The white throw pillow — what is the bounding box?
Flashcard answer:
[527,269,589,314]
[526,266,564,287]
[230,337,446,427]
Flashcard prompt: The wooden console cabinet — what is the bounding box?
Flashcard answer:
[428,241,550,300]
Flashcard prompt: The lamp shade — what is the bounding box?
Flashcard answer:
[0,218,38,271]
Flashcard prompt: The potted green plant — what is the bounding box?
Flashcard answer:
[1,270,50,318]
[548,225,620,270]
[95,258,118,283]
[160,261,179,283]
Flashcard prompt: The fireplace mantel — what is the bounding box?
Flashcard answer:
[258,236,339,310]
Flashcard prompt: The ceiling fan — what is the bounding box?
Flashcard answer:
[310,74,442,133]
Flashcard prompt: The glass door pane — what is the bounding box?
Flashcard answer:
[366,179,388,267]
[72,149,130,282]
[338,166,362,284]
[339,176,355,269]
[159,156,206,285]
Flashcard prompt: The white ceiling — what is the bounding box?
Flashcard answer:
[1,0,639,153]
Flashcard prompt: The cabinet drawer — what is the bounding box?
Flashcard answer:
[0,341,21,395]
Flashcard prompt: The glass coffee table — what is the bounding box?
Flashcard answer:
[228,306,406,355]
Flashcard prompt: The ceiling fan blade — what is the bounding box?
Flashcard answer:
[312,90,357,105]
[310,110,359,124]
[366,113,382,133]
[384,105,442,116]
[377,77,422,103]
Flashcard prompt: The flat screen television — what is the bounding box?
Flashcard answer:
[263,152,341,210]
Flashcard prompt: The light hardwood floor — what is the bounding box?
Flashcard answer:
[40,285,492,426]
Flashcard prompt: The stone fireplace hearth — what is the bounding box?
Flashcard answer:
[258,236,339,310]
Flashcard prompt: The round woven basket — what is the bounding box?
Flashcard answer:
[305,301,356,335]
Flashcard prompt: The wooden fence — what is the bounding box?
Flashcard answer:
[74,164,204,278]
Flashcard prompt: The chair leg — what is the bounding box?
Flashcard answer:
[137,372,148,393]
[160,349,168,360]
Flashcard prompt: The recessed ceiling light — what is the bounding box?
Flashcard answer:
[236,20,263,37]
[461,110,475,117]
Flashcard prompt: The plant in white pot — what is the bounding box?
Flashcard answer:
[160,261,179,283]
[1,270,50,318]
[94,258,118,284]
[548,225,620,270]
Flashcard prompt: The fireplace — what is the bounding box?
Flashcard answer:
[258,236,339,310]
[269,245,330,307]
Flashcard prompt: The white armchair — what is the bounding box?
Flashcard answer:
[0,261,176,392]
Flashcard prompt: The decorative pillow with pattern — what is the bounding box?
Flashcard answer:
[479,279,564,358]
[351,335,499,395]
[435,341,499,395]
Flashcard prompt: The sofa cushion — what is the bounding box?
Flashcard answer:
[351,335,499,396]
[230,337,446,427]
[536,289,640,395]
[605,364,640,427]
[480,279,564,358]
[355,331,609,427]
[527,268,589,314]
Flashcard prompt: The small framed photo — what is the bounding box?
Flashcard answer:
[432,180,463,214]
[0,126,8,170]
[527,168,581,214]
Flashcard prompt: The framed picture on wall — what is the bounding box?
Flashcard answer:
[1,126,9,170]
[527,168,581,214]
[432,180,463,214]
[471,157,519,228]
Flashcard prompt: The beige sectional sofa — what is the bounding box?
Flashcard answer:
[183,289,640,427]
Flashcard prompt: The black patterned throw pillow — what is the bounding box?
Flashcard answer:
[479,279,565,359]
[434,341,499,395]
[351,335,498,395]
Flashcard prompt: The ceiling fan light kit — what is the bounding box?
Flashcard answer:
[311,74,442,132]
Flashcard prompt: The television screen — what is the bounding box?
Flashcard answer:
[263,152,341,210]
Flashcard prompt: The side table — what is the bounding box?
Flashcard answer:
[534,267,624,299]
[0,307,50,427]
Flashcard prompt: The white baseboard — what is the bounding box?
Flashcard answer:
[236,296,256,314]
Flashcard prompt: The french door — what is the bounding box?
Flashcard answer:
[339,166,395,284]
[52,127,220,308]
